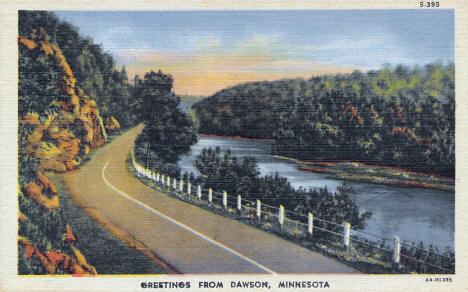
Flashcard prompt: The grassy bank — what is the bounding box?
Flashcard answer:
[46,172,171,274]
[272,155,455,192]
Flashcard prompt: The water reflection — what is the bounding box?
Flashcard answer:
[178,136,454,249]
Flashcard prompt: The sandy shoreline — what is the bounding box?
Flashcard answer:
[273,155,455,192]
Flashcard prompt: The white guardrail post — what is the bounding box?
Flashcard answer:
[222,191,227,210]
[393,236,401,269]
[187,182,191,196]
[278,205,284,229]
[173,178,177,190]
[197,185,202,201]
[256,199,261,221]
[308,212,314,236]
[208,188,212,205]
[237,195,241,211]
[343,222,351,255]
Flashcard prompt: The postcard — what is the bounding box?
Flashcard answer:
[1,0,467,291]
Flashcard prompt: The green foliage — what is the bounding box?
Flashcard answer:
[193,63,455,176]
[18,124,40,186]
[19,11,136,128]
[18,30,60,119]
[133,70,199,173]
[195,147,371,229]
[18,245,48,275]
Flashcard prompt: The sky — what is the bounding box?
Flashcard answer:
[54,10,454,96]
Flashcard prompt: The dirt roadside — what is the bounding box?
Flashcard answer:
[58,170,178,274]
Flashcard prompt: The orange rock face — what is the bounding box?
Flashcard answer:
[23,171,60,209]
[105,115,121,132]
[18,236,97,275]
[63,225,78,243]
[19,30,107,173]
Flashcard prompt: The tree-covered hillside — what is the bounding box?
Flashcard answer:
[19,11,135,128]
[18,11,197,275]
[193,64,455,176]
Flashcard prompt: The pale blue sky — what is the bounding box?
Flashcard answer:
[54,10,454,94]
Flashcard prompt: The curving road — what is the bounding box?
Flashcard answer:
[73,125,359,274]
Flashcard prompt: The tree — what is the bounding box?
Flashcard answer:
[133,70,199,171]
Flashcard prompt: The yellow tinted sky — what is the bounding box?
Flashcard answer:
[122,51,359,95]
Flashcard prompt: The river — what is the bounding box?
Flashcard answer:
[178,136,454,250]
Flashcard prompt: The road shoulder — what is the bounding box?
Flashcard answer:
[56,170,178,274]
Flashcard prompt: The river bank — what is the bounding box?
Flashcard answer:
[272,155,455,191]
[200,133,274,142]
[178,134,454,250]
[197,133,455,191]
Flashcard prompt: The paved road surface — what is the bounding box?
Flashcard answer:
[73,126,359,274]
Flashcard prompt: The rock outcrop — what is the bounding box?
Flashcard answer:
[105,115,121,133]
[23,170,59,209]
[18,29,104,275]
[19,29,107,173]
[18,236,97,276]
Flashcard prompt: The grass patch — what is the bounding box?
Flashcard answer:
[295,161,454,191]
[47,173,168,274]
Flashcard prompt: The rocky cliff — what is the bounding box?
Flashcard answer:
[18,29,109,275]
[19,29,107,173]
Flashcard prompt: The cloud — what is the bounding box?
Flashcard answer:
[119,49,365,95]
[115,34,378,95]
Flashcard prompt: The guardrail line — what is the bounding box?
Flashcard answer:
[131,149,455,274]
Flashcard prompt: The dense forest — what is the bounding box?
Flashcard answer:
[193,64,455,176]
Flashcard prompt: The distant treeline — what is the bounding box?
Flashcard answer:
[193,64,455,176]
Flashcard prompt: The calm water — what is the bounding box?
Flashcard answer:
[178,136,455,250]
